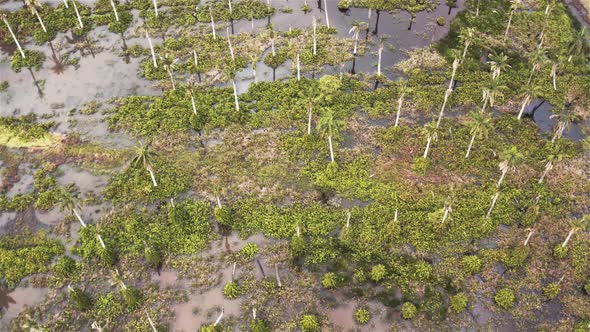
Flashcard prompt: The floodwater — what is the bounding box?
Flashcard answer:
[0,285,49,329]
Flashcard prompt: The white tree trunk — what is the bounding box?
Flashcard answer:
[517,95,531,119]
[63,0,69,8]
[296,52,301,80]
[232,80,240,112]
[214,308,224,326]
[145,312,158,332]
[271,38,275,56]
[313,18,317,55]
[441,207,450,223]
[497,169,507,188]
[538,161,552,183]
[486,192,500,219]
[323,0,330,28]
[3,19,25,58]
[551,64,557,90]
[110,0,119,21]
[72,0,84,29]
[465,134,476,158]
[346,211,351,228]
[216,195,222,208]
[523,229,534,246]
[480,94,489,113]
[328,135,335,162]
[152,0,158,16]
[227,28,235,61]
[449,60,459,90]
[377,46,383,76]
[73,209,87,228]
[210,9,216,39]
[353,33,358,55]
[423,137,431,159]
[561,228,575,247]
[96,234,106,249]
[504,11,513,40]
[395,93,404,127]
[148,168,158,187]
[191,95,197,115]
[146,31,157,68]
[167,70,176,90]
[436,88,452,128]
[462,41,470,59]
[193,50,198,66]
[307,102,312,135]
[34,9,47,32]
[274,264,282,287]
[394,209,398,222]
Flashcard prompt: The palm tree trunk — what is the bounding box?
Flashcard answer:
[527,63,538,85]
[313,19,317,55]
[423,137,431,159]
[28,68,43,96]
[3,18,26,58]
[475,0,479,16]
[146,31,157,68]
[148,167,158,187]
[504,10,513,40]
[377,46,383,76]
[538,161,552,183]
[323,0,329,28]
[271,38,275,56]
[353,33,358,55]
[551,64,557,90]
[496,169,507,188]
[373,10,380,34]
[524,229,534,246]
[72,0,84,29]
[486,191,500,219]
[73,209,87,227]
[152,0,158,16]
[296,52,301,80]
[465,134,476,158]
[480,94,489,113]
[394,209,398,222]
[462,41,470,59]
[307,102,312,135]
[214,308,224,326]
[517,95,531,119]
[167,70,175,90]
[97,234,106,248]
[232,79,240,112]
[436,88,452,128]
[63,0,69,8]
[190,95,197,115]
[210,9,216,39]
[227,28,235,62]
[274,264,282,287]
[328,135,335,162]
[394,93,404,127]
[111,0,119,21]
[561,228,575,247]
[441,207,450,223]
[34,9,47,32]
[146,311,158,332]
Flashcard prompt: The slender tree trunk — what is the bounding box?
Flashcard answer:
[111,0,119,21]
[72,0,84,29]
[274,264,282,287]
[210,9,216,39]
[307,101,312,135]
[448,5,453,15]
[561,228,575,247]
[190,95,197,115]
[2,19,25,58]
[353,33,358,55]
[167,70,175,90]
[538,161,552,183]
[97,234,106,248]
[232,79,240,112]
[462,42,470,60]
[423,137,431,159]
[497,169,507,188]
[373,10,380,34]
[441,207,450,223]
[551,63,557,90]
[73,209,86,227]
[408,14,415,30]
[394,209,398,222]
[148,168,158,187]
[152,0,158,16]
[328,135,335,162]
[465,134,476,158]
[34,9,47,32]
[395,92,404,127]
[256,259,266,277]
[436,88,452,128]
[486,191,500,219]
[63,0,69,8]
[475,0,480,16]
[527,63,538,85]
[146,31,157,68]
[313,19,317,55]
[227,28,235,62]
[518,95,531,119]
[504,10,513,40]
[524,229,534,246]
[296,52,301,80]
[28,68,43,96]
[480,94,489,113]
[271,38,275,56]
[351,57,356,74]
[323,0,329,28]
[377,46,383,76]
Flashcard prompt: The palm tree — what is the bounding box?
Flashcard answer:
[394,81,408,127]
[132,143,158,187]
[58,186,87,228]
[72,0,84,29]
[550,60,560,90]
[25,0,47,33]
[422,121,439,159]
[465,110,492,158]
[480,77,506,113]
[527,47,546,85]
[226,27,235,62]
[436,88,453,128]
[110,0,119,21]
[146,30,157,68]
[538,148,564,183]
[561,215,590,248]
[296,51,301,80]
[160,53,177,90]
[448,57,460,90]
[210,6,216,39]
[152,0,158,16]
[186,79,198,115]
[567,27,589,62]
[232,79,240,112]
[317,108,343,163]
[249,54,259,83]
[349,20,363,56]
[504,0,522,41]
[517,83,542,119]
[550,109,577,143]
[323,0,330,28]
[2,14,25,58]
[312,16,317,55]
[459,27,475,60]
[497,146,524,188]
[487,52,511,80]
[376,35,388,77]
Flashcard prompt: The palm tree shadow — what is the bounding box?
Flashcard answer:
[50,53,65,75]
[0,284,16,313]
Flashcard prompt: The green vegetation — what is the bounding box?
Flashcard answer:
[354,307,371,324]
[494,288,515,309]
[300,314,320,332]
[320,272,338,289]
[401,302,417,319]
[450,293,468,313]
[223,281,242,299]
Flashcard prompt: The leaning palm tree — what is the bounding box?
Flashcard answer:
[465,110,492,158]
[496,146,524,188]
[25,0,47,33]
[436,88,453,128]
[110,0,119,21]
[550,109,577,143]
[2,14,25,58]
[459,27,475,60]
[504,0,522,40]
[517,83,543,119]
[317,108,343,163]
[312,16,317,55]
[422,121,439,159]
[349,20,363,56]
[394,81,408,127]
[132,143,158,187]
[487,52,511,80]
[210,6,216,39]
[561,215,590,248]
[152,0,158,16]
[160,53,177,90]
[538,148,564,183]
[323,0,330,28]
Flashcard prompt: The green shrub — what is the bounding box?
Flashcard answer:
[543,283,560,300]
[321,272,338,289]
[53,256,77,279]
[450,293,468,313]
[353,268,368,283]
[354,307,371,324]
[300,314,320,332]
[122,287,142,309]
[585,279,590,295]
[0,81,8,92]
[412,157,431,175]
[69,287,92,311]
[401,302,417,319]
[290,235,306,258]
[502,247,528,269]
[223,281,242,299]
[462,255,481,274]
[239,242,259,260]
[553,245,568,259]
[250,318,270,332]
[371,264,386,282]
[494,288,515,309]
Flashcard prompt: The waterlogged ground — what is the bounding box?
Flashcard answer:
[1,0,590,331]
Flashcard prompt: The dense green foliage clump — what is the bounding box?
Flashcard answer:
[401,302,417,319]
[354,307,371,324]
[0,114,54,141]
[494,288,515,309]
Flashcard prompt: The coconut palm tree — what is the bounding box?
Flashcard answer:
[517,83,542,119]
[465,110,492,158]
[422,121,439,159]
[58,186,87,228]
[538,148,564,183]
[480,77,506,113]
[561,215,590,248]
[132,143,158,187]
[349,20,363,56]
[504,0,522,41]
[394,81,408,127]
[497,146,524,188]
[527,47,546,85]
[487,52,511,80]
[25,0,47,33]
[2,14,25,58]
[317,107,343,163]
[160,53,177,90]
[567,27,589,62]
[550,109,577,143]
[376,35,388,77]
[459,27,475,60]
